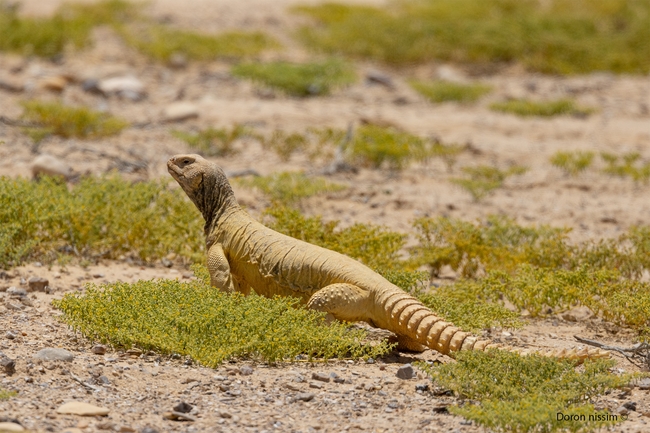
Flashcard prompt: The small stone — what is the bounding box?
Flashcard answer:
[616,406,629,416]
[81,78,102,94]
[5,331,17,340]
[432,404,449,413]
[0,77,24,92]
[7,287,27,298]
[27,276,50,292]
[32,154,72,181]
[415,383,430,392]
[387,400,399,409]
[0,352,16,374]
[311,372,330,383]
[168,52,188,69]
[561,306,594,322]
[5,301,23,310]
[119,427,136,433]
[98,375,110,385]
[96,421,115,430]
[623,401,637,411]
[34,348,74,362]
[638,378,650,390]
[293,392,315,402]
[309,382,323,389]
[365,69,394,89]
[56,401,110,416]
[92,344,107,355]
[172,402,193,414]
[140,427,159,433]
[40,75,67,92]
[396,364,415,380]
[218,411,232,419]
[0,422,25,432]
[163,411,196,422]
[162,102,199,122]
[98,76,146,101]
[161,258,173,268]
[239,365,253,376]
[92,273,105,279]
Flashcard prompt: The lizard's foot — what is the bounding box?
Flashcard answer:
[394,334,428,352]
[306,283,372,323]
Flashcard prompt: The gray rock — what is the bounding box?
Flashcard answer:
[561,306,594,322]
[0,422,25,432]
[162,102,199,122]
[140,427,160,433]
[415,383,430,392]
[293,392,315,402]
[6,287,27,298]
[172,402,193,414]
[623,401,637,411]
[0,352,16,375]
[616,406,629,416]
[91,344,107,355]
[239,365,253,376]
[365,69,394,89]
[31,155,72,180]
[396,364,416,380]
[98,76,146,101]
[311,372,330,383]
[638,378,650,390]
[27,276,49,292]
[34,348,74,362]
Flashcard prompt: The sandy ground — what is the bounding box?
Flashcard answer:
[2,1,650,432]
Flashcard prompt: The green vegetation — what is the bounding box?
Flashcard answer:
[0,175,203,267]
[172,125,252,157]
[295,0,650,74]
[550,151,595,176]
[421,351,630,433]
[21,100,128,140]
[490,98,595,117]
[451,165,527,201]
[54,265,392,366]
[410,80,491,103]
[602,152,650,183]
[0,0,137,57]
[263,130,309,162]
[237,172,346,205]
[232,60,355,96]
[347,124,430,169]
[0,387,16,400]
[123,26,277,62]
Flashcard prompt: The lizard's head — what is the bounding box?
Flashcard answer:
[167,154,236,228]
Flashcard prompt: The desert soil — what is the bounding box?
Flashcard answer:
[1,0,650,432]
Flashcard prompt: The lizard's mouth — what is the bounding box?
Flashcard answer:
[167,159,185,179]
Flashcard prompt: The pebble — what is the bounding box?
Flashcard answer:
[239,365,253,375]
[163,411,196,422]
[92,344,107,355]
[172,402,193,413]
[31,155,72,180]
[5,301,23,311]
[56,401,110,416]
[7,287,27,298]
[365,69,394,89]
[623,401,637,411]
[309,382,323,389]
[140,427,159,433]
[34,348,74,362]
[0,422,25,432]
[98,76,146,101]
[616,406,629,416]
[293,392,315,402]
[40,75,67,92]
[27,276,50,292]
[396,364,415,380]
[0,77,24,92]
[638,378,650,390]
[0,352,16,375]
[415,383,430,392]
[168,52,188,69]
[561,306,594,322]
[311,372,330,383]
[162,102,199,122]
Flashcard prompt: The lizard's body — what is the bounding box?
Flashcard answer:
[168,154,609,359]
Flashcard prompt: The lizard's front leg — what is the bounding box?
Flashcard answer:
[207,243,239,293]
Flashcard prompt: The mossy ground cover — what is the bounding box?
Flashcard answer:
[236,172,346,205]
[451,165,528,201]
[295,0,650,74]
[54,265,392,366]
[0,175,203,267]
[0,388,16,400]
[490,99,596,117]
[410,80,492,103]
[21,100,128,140]
[231,60,355,97]
[551,151,595,176]
[420,351,631,433]
[172,125,252,157]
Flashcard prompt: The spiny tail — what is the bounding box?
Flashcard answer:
[374,288,610,362]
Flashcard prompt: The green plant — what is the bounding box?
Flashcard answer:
[263,130,309,161]
[550,151,595,176]
[53,265,392,366]
[490,99,595,117]
[451,165,527,201]
[236,172,346,204]
[420,350,631,433]
[264,205,407,270]
[0,175,204,267]
[429,141,465,172]
[295,0,650,74]
[172,125,252,157]
[232,59,355,96]
[601,152,650,183]
[0,0,138,57]
[21,100,128,140]
[348,124,430,169]
[122,26,277,62]
[0,387,16,400]
[410,80,491,103]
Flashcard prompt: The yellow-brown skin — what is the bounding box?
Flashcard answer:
[168,154,609,360]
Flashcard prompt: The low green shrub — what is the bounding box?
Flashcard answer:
[172,125,252,157]
[21,100,128,139]
[236,172,346,204]
[490,99,595,117]
[421,350,630,433]
[122,26,277,62]
[0,387,16,400]
[232,60,355,96]
[550,151,595,176]
[0,175,203,267]
[295,0,650,74]
[601,152,650,183]
[262,130,309,162]
[410,80,491,103]
[451,165,527,201]
[348,124,430,169]
[53,265,392,366]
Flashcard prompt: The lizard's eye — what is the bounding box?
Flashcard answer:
[183,159,190,164]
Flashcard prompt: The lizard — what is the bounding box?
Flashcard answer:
[167,153,609,361]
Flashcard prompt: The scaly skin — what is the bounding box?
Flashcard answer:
[168,154,609,361]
